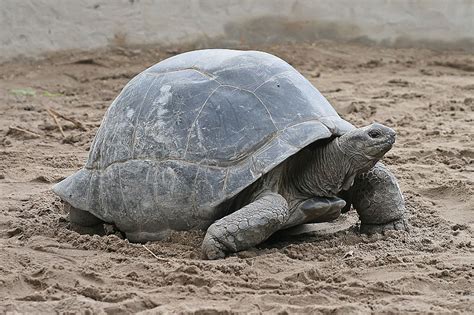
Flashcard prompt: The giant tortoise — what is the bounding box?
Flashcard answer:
[53,49,407,259]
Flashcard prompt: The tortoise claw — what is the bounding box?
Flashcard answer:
[360,217,409,235]
[202,229,229,260]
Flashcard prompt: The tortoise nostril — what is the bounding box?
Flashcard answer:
[368,130,381,139]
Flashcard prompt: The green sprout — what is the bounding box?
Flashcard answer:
[10,88,36,96]
[42,91,63,97]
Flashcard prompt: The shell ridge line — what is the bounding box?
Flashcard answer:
[222,168,230,193]
[145,67,222,84]
[143,166,153,226]
[183,84,223,158]
[117,165,128,221]
[252,69,293,93]
[250,91,279,132]
[96,83,134,168]
[98,170,105,217]
[141,84,173,148]
[105,108,129,168]
[96,108,116,169]
[191,165,202,210]
[130,75,161,157]
[85,168,95,211]
[190,66,223,84]
[94,77,140,169]
[219,84,279,132]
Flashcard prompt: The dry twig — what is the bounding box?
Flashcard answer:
[48,108,88,131]
[8,126,41,138]
[46,108,66,138]
[142,244,168,262]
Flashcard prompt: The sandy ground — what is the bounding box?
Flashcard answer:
[0,41,473,314]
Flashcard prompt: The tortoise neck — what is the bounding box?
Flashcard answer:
[284,138,355,198]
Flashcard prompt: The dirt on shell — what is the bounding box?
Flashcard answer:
[0,41,473,314]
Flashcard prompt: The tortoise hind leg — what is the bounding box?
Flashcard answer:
[67,203,106,236]
[68,203,170,241]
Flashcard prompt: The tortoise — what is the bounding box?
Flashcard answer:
[53,49,408,259]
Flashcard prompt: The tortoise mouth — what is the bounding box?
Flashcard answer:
[367,137,395,159]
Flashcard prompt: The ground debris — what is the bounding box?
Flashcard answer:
[7,125,42,139]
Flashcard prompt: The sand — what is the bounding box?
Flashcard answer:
[0,41,473,314]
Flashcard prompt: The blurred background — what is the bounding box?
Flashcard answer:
[1,0,473,62]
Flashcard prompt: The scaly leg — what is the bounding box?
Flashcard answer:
[341,162,408,233]
[202,192,289,259]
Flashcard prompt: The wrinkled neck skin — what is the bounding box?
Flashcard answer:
[230,136,379,213]
[282,138,375,201]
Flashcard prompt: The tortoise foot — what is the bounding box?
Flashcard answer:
[360,217,409,235]
[202,231,227,260]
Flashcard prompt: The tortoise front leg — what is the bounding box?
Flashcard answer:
[341,162,409,233]
[202,192,289,259]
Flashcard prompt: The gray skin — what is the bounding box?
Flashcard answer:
[340,162,408,233]
[52,49,408,259]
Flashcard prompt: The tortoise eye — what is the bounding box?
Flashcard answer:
[368,130,381,139]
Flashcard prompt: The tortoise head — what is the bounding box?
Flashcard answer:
[337,123,396,170]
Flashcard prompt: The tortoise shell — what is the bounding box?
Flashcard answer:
[53,49,353,233]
